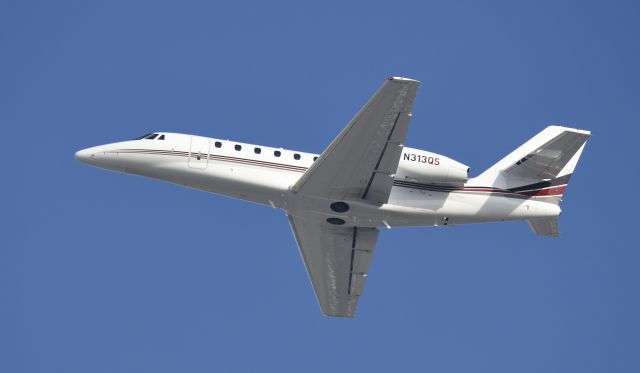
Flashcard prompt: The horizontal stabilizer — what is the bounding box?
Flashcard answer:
[528,217,560,237]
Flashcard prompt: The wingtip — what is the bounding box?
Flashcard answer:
[547,125,592,136]
[388,76,420,83]
[322,311,355,318]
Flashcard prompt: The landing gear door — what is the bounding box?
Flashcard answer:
[189,136,210,169]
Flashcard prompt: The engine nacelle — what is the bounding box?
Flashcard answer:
[395,147,469,186]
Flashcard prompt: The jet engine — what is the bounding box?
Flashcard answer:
[395,148,469,186]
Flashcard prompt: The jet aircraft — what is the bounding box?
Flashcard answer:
[76,77,590,317]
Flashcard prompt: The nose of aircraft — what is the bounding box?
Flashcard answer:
[74,147,96,164]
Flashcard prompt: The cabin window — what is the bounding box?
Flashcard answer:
[274,150,281,157]
[254,147,261,154]
[158,135,165,140]
[235,144,242,151]
[145,133,159,140]
[215,141,222,148]
[294,153,301,160]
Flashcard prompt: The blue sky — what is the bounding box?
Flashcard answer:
[2,1,639,372]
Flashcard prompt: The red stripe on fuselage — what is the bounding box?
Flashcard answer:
[521,185,567,196]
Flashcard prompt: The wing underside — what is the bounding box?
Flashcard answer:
[288,216,379,317]
[287,77,419,316]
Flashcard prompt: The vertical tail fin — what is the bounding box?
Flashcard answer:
[471,125,591,205]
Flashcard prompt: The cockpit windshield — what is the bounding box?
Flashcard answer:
[133,133,152,140]
[133,133,160,140]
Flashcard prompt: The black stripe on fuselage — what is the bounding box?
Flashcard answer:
[112,148,309,172]
[507,174,572,193]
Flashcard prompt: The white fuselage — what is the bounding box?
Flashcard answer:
[75,132,560,228]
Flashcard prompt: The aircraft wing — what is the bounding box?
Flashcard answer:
[292,77,420,204]
[288,215,379,317]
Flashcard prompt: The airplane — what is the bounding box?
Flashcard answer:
[75,76,591,317]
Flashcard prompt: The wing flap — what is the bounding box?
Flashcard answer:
[350,273,367,296]
[361,111,414,203]
[352,249,374,274]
